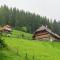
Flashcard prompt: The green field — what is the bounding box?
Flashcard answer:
[0,30,60,60]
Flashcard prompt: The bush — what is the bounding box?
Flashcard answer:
[0,39,6,48]
[20,26,27,32]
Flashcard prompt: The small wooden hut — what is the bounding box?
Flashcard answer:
[33,25,60,41]
[0,25,12,33]
[2,25,12,32]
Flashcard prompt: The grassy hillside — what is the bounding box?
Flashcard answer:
[1,30,60,60]
[2,30,32,39]
[11,30,32,39]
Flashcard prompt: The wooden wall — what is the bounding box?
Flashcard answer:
[34,32,56,41]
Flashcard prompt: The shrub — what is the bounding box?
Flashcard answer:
[0,39,6,48]
[20,26,27,32]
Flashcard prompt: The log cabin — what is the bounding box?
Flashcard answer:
[0,25,12,33]
[3,25,11,32]
[33,25,60,41]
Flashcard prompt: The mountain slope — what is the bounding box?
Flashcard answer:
[1,30,60,60]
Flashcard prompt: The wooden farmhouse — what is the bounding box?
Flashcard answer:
[33,25,60,41]
[0,25,12,33]
[3,25,12,33]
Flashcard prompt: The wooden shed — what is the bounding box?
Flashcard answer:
[0,25,12,33]
[3,25,11,31]
[33,25,60,41]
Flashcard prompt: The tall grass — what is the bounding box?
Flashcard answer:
[1,30,60,60]
[1,37,60,60]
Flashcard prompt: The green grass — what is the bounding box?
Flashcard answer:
[1,30,60,60]
[11,30,32,39]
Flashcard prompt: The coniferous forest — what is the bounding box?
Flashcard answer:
[0,5,60,35]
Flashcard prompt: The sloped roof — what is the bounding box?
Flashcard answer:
[34,25,60,39]
[0,25,12,31]
[3,25,11,28]
[36,25,51,32]
[3,25,11,31]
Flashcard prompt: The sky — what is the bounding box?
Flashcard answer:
[0,0,60,21]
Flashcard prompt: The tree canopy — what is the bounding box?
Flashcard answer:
[0,5,60,35]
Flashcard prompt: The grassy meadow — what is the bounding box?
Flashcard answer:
[0,30,60,60]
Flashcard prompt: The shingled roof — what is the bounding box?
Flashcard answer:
[34,25,60,39]
[3,25,11,30]
[0,25,11,32]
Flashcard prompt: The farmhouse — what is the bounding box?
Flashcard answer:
[2,25,12,32]
[3,25,11,32]
[33,25,60,41]
[0,25,12,33]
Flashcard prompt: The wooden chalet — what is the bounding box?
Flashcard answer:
[33,25,60,41]
[0,25,12,33]
[3,25,12,32]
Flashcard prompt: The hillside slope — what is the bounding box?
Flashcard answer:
[1,30,60,60]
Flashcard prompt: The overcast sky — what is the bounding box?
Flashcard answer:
[0,0,60,21]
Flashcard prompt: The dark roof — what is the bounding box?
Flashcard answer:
[34,25,60,39]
